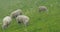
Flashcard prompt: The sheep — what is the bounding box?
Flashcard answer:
[2,16,12,29]
[16,15,29,26]
[10,9,23,18]
[39,6,48,14]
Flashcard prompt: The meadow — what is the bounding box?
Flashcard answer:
[0,0,60,32]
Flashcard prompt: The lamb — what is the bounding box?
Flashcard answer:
[39,6,48,14]
[10,9,23,18]
[2,16,12,29]
[16,15,29,26]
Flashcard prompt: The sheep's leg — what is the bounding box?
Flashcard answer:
[18,21,21,23]
[23,20,29,27]
[2,25,7,29]
[46,9,48,14]
[17,20,21,24]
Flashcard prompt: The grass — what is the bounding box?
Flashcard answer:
[0,0,60,32]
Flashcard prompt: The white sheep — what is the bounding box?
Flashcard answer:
[2,16,12,29]
[10,9,23,18]
[39,6,48,14]
[16,15,29,26]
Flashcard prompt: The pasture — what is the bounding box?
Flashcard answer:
[0,0,60,32]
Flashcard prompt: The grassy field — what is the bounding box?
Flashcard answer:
[0,0,60,32]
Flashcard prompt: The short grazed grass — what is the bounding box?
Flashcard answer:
[0,0,60,32]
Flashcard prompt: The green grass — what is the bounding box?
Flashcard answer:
[0,0,60,32]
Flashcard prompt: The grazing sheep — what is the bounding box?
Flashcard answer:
[16,15,29,26]
[39,6,48,14]
[2,16,12,29]
[10,9,23,18]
